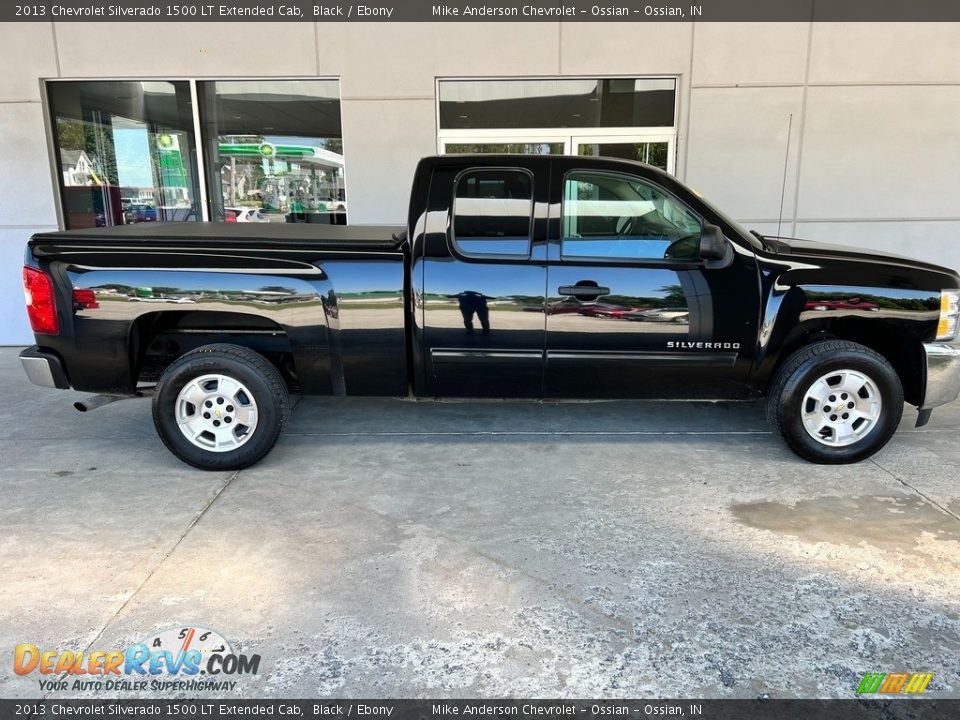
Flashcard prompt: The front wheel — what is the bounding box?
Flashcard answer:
[152,344,290,470]
[766,340,903,464]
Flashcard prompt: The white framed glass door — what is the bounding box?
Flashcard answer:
[440,134,568,156]
[439,130,676,174]
[573,134,675,173]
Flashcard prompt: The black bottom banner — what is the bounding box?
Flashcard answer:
[2,699,956,720]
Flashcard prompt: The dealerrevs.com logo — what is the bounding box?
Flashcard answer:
[14,626,260,693]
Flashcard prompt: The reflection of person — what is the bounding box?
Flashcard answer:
[453,291,490,334]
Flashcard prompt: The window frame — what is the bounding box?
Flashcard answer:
[43,75,344,230]
[449,166,536,262]
[436,76,680,175]
[559,168,706,265]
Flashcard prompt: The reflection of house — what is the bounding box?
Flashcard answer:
[60,149,98,186]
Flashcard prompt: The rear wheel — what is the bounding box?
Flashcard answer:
[152,344,289,470]
[766,340,903,464]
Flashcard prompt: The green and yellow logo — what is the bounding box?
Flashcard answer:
[857,672,933,694]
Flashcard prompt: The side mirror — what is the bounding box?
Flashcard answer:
[700,224,727,261]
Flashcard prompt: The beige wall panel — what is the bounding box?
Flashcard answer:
[56,22,318,77]
[809,23,960,84]
[340,98,437,224]
[686,86,803,221]
[328,22,561,99]
[796,85,960,219]
[0,102,58,227]
[0,23,58,100]
[796,221,960,273]
[560,22,692,75]
[692,23,809,86]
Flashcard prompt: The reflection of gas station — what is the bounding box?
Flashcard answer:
[218,141,346,217]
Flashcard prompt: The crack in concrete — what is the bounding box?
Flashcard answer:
[869,458,960,525]
[40,469,242,699]
[326,495,637,638]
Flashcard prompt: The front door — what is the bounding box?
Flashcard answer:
[544,162,759,399]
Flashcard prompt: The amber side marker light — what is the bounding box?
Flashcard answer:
[937,289,959,340]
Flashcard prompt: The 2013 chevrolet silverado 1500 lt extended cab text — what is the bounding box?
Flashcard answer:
[19,155,960,469]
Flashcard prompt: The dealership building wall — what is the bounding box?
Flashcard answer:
[0,21,958,345]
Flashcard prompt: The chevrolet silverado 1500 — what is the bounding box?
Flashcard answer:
[19,155,960,469]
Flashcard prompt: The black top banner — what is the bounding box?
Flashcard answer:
[6,0,960,22]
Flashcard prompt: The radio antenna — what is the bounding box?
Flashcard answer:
[776,113,794,239]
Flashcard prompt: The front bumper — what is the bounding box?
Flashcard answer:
[20,346,70,389]
[921,341,960,409]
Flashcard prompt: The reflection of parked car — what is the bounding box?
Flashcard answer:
[226,207,269,223]
[579,303,637,319]
[130,204,157,223]
[213,207,237,223]
[633,308,690,323]
[804,298,880,312]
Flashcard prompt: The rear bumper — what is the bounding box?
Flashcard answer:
[20,346,70,389]
[921,341,960,409]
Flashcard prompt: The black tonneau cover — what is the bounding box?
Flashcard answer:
[30,221,406,251]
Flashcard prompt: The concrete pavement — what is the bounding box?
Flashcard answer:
[0,346,957,699]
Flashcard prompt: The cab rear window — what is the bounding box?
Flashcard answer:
[453,170,532,257]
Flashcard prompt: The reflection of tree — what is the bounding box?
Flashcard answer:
[261,285,297,295]
[56,118,119,185]
[659,284,686,305]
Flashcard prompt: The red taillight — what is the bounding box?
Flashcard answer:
[73,288,99,310]
[23,266,59,335]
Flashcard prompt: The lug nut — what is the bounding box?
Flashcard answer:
[213,420,221,427]
[217,397,224,405]
[205,400,212,408]
[830,414,838,421]
[225,417,232,424]
[226,405,234,412]
[842,413,849,420]
[847,402,855,409]
[203,412,210,419]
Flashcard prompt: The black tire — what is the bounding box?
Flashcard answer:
[766,340,903,464]
[152,344,289,470]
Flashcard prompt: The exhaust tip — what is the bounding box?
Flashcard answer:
[73,401,89,412]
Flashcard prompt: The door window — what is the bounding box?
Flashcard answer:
[562,171,702,261]
[452,169,533,257]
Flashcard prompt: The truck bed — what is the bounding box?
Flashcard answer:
[29,222,406,251]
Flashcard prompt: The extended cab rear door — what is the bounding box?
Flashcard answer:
[418,157,549,397]
[544,157,760,399]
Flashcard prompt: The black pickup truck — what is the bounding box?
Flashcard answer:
[20,155,960,469]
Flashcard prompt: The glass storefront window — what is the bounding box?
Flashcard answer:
[577,141,670,171]
[198,80,346,224]
[444,142,564,155]
[439,78,676,130]
[48,80,201,229]
[437,78,678,174]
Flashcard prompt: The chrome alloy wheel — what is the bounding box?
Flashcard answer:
[175,374,258,452]
[800,369,882,447]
